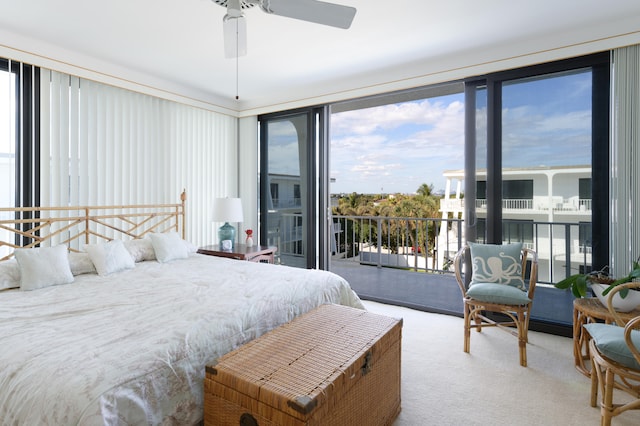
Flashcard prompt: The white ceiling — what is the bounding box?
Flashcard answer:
[1,0,640,115]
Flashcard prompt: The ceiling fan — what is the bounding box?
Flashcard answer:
[213,0,357,58]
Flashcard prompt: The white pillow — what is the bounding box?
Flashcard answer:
[14,245,74,291]
[0,259,21,290]
[85,240,135,276]
[149,232,189,263]
[68,252,97,276]
[124,238,157,262]
[183,239,198,254]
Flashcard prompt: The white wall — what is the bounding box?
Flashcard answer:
[239,116,259,239]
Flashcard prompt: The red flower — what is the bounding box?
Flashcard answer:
[245,229,253,236]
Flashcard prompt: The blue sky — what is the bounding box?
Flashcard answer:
[330,70,593,195]
[330,94,465,194]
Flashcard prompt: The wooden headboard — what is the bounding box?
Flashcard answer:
[0,191,186,261]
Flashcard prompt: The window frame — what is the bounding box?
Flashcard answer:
[0,58,39,210]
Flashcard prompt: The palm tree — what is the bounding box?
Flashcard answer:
[331,185,443,260]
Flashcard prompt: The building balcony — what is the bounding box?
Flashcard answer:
[440,197,592,213]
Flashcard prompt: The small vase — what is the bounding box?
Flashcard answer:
[246,236,254,247]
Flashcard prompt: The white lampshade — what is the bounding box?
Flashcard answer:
[213,198,244,223]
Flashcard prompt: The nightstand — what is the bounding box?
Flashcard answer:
[197,244,277,264]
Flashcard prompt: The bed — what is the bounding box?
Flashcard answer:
[0,193,364,425]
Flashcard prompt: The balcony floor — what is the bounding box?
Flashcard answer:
[279,255,575,335]
[330,259,464,316]
[332,259,575,336]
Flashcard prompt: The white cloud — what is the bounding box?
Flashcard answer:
[330,96,465,193]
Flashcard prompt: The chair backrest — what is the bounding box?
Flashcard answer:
[605,281,640,327]
[453,244,538,298]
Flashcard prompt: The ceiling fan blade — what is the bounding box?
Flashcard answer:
[259,0,356,29]
[223,14,247,58]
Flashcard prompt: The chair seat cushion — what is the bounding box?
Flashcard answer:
[584,323,640,370]
[466,282,531,305]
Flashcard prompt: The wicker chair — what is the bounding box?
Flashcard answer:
[584,282,640,426]
[453,243,538,367]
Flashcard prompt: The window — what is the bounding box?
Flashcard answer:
[579,178,591,210]
[270,183,279,207]
[579,221,592,254]
[0,64,16,209]
[503,180,533,199]
[259,108,327,269]
[0,58,39,253]
[293,184,300,206]
[503,220,533,245]
[476,181,486,199]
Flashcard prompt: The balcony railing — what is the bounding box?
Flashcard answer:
[329,215,592,286]
[447,198,592,212]
[475,199,534,209]
[268,212,593,286]
[332,216,463,274]
[271,198,301,209]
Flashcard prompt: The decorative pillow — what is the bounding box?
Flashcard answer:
[85,240,135,276]
[466,283,531,305]
[0,259,21,290]
[14,245,74,291]
[68,252,97,276]
[124,238,157,262]
[468,242,525,290]
[149,232,189,263]
[584,323,640,370]
[183,239,198,254]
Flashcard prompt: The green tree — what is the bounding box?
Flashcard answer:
[331,184,443,257]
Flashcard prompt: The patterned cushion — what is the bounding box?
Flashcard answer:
[584,323,640,370]
[466,283,531,305]
[468,242,525,290]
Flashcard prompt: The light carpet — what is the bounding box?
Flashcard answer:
[362,300,640,426]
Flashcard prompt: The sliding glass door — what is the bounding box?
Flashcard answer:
[258,107,329,269]
[500,70,594,283]
[466,53,610,328]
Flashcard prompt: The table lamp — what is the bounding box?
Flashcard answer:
[213,197,243,249]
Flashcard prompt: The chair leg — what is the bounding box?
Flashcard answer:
[522,311,530,344]
[517,311,527,367]
[590,362,599,408]
[600,368,615,426]
[518,339,527,367]
[463,303,471,353]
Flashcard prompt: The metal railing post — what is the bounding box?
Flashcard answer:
[377,219,382,268]
[565,223,572,279]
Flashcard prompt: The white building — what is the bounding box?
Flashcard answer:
[438,165,592,283]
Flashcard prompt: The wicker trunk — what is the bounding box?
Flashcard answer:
[204,304,402,426]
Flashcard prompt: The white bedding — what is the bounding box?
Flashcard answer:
[0,254,364,425]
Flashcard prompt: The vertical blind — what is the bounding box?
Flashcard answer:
[40,69,238,246]
[611,44,640,276]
